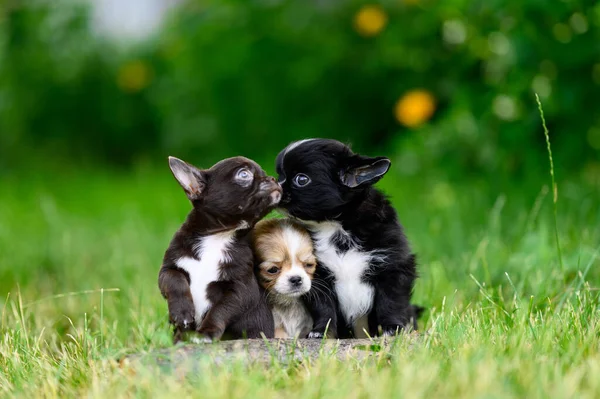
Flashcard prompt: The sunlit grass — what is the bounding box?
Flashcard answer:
[0,158,598,397]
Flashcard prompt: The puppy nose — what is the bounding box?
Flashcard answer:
[288,276,302,287]
[260,176,281,192]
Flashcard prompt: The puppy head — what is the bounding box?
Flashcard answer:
[274,139,390,221]
[253,219,316,298]
[168,156,282,225]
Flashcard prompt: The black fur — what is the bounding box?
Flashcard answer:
[159,156,278,343]
[275,139,422,338]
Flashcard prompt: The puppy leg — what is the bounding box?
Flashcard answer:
[305,296,337,338]
[302,268,338,338]
[158,267,196,342]
[372,290,412,336]
[371,264,416,336]
[196,281,244,340]
[227,295,275,339]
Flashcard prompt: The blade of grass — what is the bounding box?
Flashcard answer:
[535,93,564,274]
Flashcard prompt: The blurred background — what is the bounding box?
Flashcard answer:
[0,0,599,351]
[1,0,599,178]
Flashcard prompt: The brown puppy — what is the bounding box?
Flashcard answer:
[159,156,281,343]
[252,219,317,338]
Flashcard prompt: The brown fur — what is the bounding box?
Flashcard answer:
[252,219,316,291]
[159,156,280,342]
[252,218,318,338]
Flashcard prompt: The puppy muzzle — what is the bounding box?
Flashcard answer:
[259,177,283,205]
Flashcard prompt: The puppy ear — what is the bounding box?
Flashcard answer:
[340,156,391,188]
[168,156,206,201]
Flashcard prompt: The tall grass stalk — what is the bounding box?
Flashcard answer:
[535,94,564,273]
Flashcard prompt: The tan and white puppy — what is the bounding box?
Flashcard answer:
[252,219,316,338]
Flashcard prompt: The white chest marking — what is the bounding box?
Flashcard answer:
[308,221,375,325]
[271,299,313,339]
[175,232,235,322]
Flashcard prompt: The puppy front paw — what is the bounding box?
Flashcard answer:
[197,323,225,341]
[169,300,196,331]
[381,325,408,337]
[189,334,213,344]
[173,329,212,344]
[307,331,324,339]
[307,327,337,339]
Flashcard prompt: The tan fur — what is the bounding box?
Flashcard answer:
[252,218,317,338]
[252,219,316,290]
[274,327,288,338]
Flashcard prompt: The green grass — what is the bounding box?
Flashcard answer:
[0,156,599,397]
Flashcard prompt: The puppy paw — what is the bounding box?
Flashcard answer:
[169,301,196,331]
[197,324,224,341]
[307,331,324,339]
[381,325,404,337]
[189,335,213,344]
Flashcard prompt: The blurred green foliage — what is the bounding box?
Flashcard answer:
[1,0,599,177]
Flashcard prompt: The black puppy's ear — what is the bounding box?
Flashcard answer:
[168,156,206,201]
[340,156,391,188]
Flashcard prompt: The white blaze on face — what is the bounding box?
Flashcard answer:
[278,139,317,184]
[284,139,316,158]
[273,225,312,296]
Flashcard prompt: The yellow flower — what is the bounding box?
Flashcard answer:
[394,89,436,127]
[117,60,152,93]
[354,5,388,37]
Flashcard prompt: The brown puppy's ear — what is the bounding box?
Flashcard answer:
[340,156,391,188]
[168,156,206,201]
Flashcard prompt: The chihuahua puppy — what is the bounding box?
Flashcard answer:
[252,219,316,339]
[159,156,281,343]
[275,139,423,339]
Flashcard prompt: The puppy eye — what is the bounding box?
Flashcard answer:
[266,266,279,274]
[293,173,311,187]
[304,263,316,269]
[236,168,253,182]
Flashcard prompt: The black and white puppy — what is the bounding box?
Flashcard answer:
[159,156,281,343]
[275,139,422,338]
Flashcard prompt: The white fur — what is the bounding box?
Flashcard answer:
[279,140,316,184]
[272,225,312,296]
[270,190,282,205]
[237,220,250,230]
[283,224,305,257]
[271,297,313,339]
[189,336,212,344]
[306,221,376,328]
[268,224,314,338]
[176,231,235,322]
[284,139,316,157]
